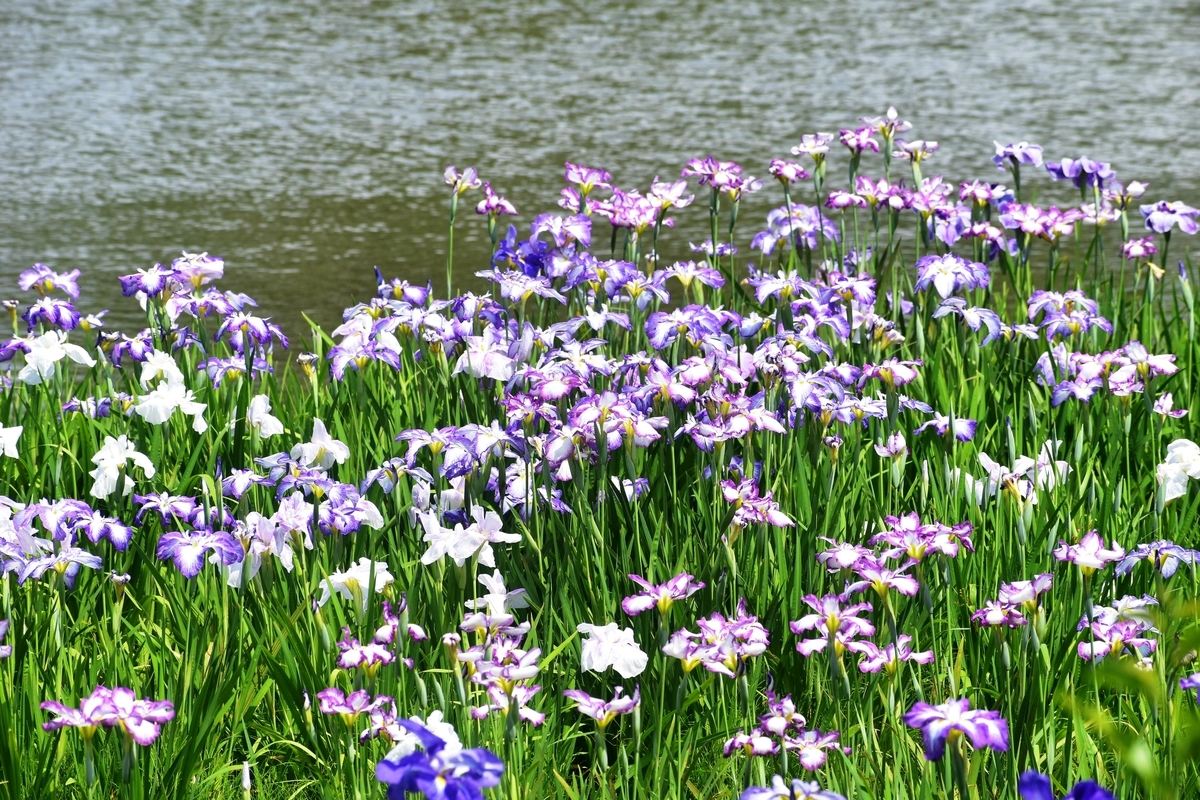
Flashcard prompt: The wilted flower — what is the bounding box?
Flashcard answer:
[1140,201,1199,235]
[156,528,242,579]
[317,558,394,614]
[1180,673,1200,704]
[18,330,95,384]
[1116,540,1198,579]
[740,775,846,800]
[375,719,503,800]
[971,601,1027,628]
[621,572,704,617]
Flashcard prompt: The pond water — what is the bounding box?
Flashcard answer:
[2,0,1198,336]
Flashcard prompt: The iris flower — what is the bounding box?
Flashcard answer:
[621,572,704,617]
[562,686,639,730]
[1018,771,1114,800]
[902,698,1009,761]
[740,776,846,800]
[577,622,647,679]
[375,719,503,800]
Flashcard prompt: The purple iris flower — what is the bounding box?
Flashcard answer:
[740,776,846,800]
[932,298,1003,346]
[19,264,82,299]
[156,528,242,579]
[107,330,155,366]
[782,729,844,771]
[276,466,335,499]
[959,181,1009,207]
[24,498,92,541]
[375,719,504,800]
[861,358,921,389]
[914,254,989,298]
[222,469,273,499]
[1077,620,1156,661]
[903,698,1009,761]
[933,204,973,246]
[914,412,977,441]
[200,355,273,387]
[664,261,725,290]
[19,547,103,589]
[621,572,705,616]
[118,264,180,298]
[992,142,1044,169]
[789,593,875,639]
[474,181,518,218]
[1018,771,1114,800]
[1115,540,1198,579]
[1051,376,1103,407]
[1045,157,1114,190]
[23,297,80,331]
[1053,530,1124,576]
[856,635,935,674]
[645,305,725,350]
[318,484,384,536]
[768,159,809,184]
[0,619,9,659]
[723,728,778,757]
[62,396,114,419]
[1140,201,1199,235]
[374,270,431,306]
[0,337,29,364]
[362,457,431,495]
[998,574,1053,609]
[72,511,134,551]
[690,239,738,257]
[847,558,919,599]
[41,686,118,738]
[681,156,744,189]
[477,269,566,305]
[893,139,938,165]
[328,339,402,380]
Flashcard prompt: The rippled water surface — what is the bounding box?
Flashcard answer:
[2,0,1198,334]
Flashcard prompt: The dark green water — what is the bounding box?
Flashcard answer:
[1,0,1198,336]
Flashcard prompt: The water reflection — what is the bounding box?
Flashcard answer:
[0,0,1196,336]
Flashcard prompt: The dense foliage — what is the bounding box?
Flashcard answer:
[2,110,1200,799]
